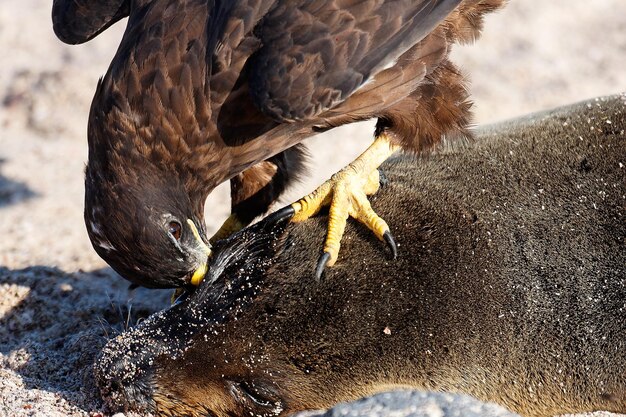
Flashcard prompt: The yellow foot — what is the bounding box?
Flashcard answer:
[209,214,246,245]
[290,133,400,279]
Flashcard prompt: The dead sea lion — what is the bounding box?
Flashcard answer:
[95,94,626,417]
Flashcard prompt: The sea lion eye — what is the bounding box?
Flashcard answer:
[168,221,182,240]
[237,382,275,408]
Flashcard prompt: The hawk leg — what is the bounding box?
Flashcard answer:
[291,133,399,279]
[209,214,246,245]
[210,144,308,244]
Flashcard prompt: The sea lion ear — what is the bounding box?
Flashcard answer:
[187,208,292,312]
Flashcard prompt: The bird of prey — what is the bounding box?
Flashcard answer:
[52,0,505,288]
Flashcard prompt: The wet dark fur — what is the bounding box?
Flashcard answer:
[95,95,626,417]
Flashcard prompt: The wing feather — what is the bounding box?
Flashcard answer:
[248,0,463,122]
[52,0,129,44]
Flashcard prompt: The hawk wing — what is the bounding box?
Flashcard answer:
[54,0,462,143]
[246,0,462,122]
[52,0,130,44]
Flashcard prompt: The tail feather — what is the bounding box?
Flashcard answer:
[443,0,508,44]
[316,0,506,133]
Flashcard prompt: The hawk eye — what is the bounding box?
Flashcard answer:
[168,221,182,240]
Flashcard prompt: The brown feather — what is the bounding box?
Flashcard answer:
[52,0,129,44]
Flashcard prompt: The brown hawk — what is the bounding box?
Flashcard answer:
[52,0,505,287]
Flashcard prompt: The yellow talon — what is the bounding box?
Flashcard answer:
[291,183,332,222]
[209,214,246,244]
[290,133,400,272]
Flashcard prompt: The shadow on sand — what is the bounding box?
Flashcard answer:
[0,265,170,412]
[0,158,37,208]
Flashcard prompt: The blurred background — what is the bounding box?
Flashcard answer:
[0,0,625,273]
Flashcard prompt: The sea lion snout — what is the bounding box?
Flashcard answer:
[95,334,159,414]
[94,306,290,416]
[97,366,156,415]
[101,342,290,417]
[94,309,188,414]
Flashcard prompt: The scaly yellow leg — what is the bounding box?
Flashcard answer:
[209,214,246,245]
[291,133,400,278]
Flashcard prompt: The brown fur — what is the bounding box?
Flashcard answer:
[95,95,626,417]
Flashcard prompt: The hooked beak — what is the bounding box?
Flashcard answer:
[186,219,211,286]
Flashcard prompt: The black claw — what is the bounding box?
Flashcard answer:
[315,252,331,281]
[383,231,398,259]
[265,205,295,224]
[378,169,389,187]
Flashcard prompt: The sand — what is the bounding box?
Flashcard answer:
[0,0,625,415]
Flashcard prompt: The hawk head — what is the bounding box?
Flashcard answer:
[84,161,211,289]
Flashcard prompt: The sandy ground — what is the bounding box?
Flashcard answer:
[0,0,625,416]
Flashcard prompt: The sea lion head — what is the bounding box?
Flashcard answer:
[94,212,299,416]
[95,304,292,417]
